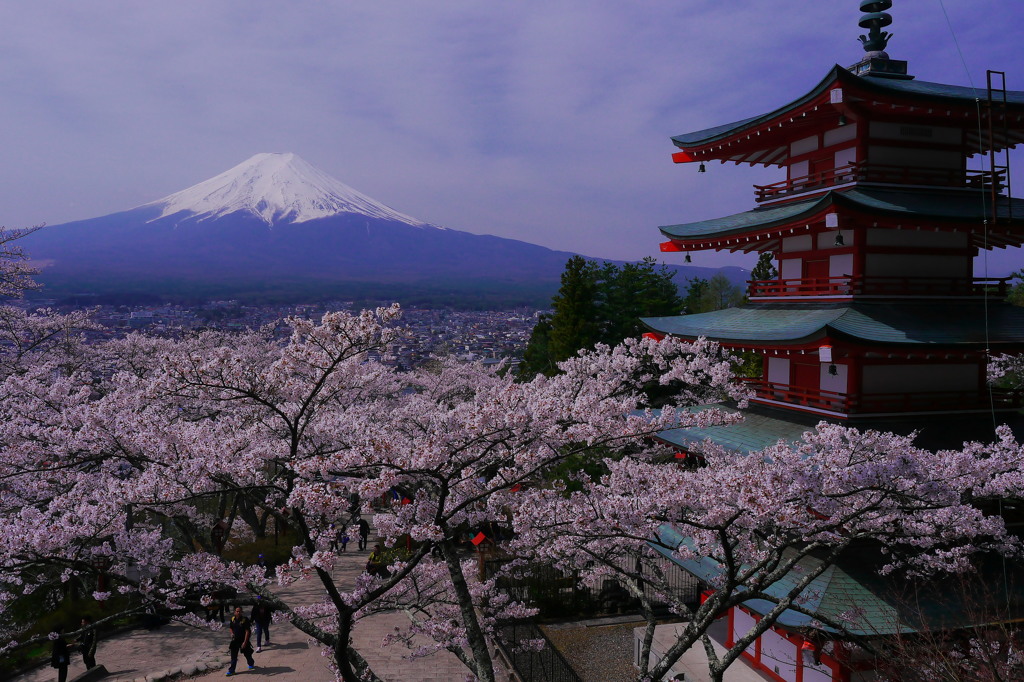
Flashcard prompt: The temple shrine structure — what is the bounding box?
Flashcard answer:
[645,7,1024,429]
[640,3,1024,681]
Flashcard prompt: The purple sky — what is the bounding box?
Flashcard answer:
[1,1,1022,274]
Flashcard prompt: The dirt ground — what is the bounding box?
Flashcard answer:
[542,620,642,682]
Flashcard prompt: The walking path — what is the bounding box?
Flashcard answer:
[14,542,469,681]
[12,539,766,682]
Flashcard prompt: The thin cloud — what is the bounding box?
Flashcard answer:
[0,0,1019,272]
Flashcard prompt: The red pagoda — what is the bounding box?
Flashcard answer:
[643,4,1024,426]
[640,3,1024,681]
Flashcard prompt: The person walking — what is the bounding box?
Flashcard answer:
[250,597,273,652]
[357,517,370,551]
[50,625,70,682]
[340,528,350,552]
[256,553,268,577]
[226,606,255,675]
[79,615,98,669]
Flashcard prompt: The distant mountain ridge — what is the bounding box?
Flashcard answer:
[21,153,747,306]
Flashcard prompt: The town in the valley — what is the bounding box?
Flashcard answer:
[18,298,541,370]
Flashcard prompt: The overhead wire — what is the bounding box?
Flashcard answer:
[936,0,1013,624]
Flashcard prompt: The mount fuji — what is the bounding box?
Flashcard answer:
[20,153,739,304]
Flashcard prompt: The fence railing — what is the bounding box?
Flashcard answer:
[494,620,582,682]
[753,162,1006,202]
[748,275,1011,299]
[482,551,705,681]
[483,554,704,618]
[742,378,1024,415]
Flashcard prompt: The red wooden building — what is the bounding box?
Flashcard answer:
[644,31,1024,423]
[640,3,1024,681]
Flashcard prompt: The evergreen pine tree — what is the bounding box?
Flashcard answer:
[519,256,600,376]
[520,257,684,377]
[750,252,778,281]
[682,277,709,314]
[600,257,685,345]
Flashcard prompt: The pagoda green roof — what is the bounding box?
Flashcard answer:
[652,523,1024,636]
[657,403,1024,454]
[659,187,1024,241]
[657,404,817,455]
[672,65,1024,148]
[651,525,912,636]
[642,302,1024,347]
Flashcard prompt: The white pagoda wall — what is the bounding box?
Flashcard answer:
[759,628,799,681]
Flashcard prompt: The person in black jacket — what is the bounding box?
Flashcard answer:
[357,517,370,551]
[79,615,97,669]
[50,625,70,682]
[226,606,255,675]
[250,597,273,652]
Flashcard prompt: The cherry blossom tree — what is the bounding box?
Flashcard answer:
[0,225,41,298]
[989,352,1024,390]
[504,423,1024,682]
[0,304,746,682]
[1,228,1018,682]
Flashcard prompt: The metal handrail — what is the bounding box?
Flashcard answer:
[742,378,1024,414]
[495,620,582,682]
[748,276,1010,298]
[754,162,1007,202]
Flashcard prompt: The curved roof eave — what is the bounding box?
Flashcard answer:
[671,66,1024,150]
[671,66,846,148]
[659,188,1024,242]
[641,306,845,344]
[643,303,1024,347]
[659,194,830,241]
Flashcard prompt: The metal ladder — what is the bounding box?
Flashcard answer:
[986,70,1013,223]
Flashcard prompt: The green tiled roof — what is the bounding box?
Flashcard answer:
[672,66,846,147]
[652,523,1024,636]
[672,66,1024,147]
[659,188,1024,241]
[643,302,1024,347]
[660,195,824,240]
[644,304,841,343]
[838,187,1024,221]
[650,525,912,636]
[657,404,818,455]
[860,73,1024,106]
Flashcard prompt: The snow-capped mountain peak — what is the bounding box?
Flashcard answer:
[146,152,427,227]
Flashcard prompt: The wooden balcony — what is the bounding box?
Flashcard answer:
[741,378,1024,415]
[754,162,1006,203]
[748,276,1010,299]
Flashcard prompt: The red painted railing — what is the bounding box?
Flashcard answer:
[741,378,1024,415]
[754,162,1006,203]
[748,276,1010,298]
[741,379,850,412]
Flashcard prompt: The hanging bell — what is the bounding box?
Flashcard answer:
[698,162,706,173]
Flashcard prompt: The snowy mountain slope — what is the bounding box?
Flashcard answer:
[144,152,428,227]
[19,153,744,303]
